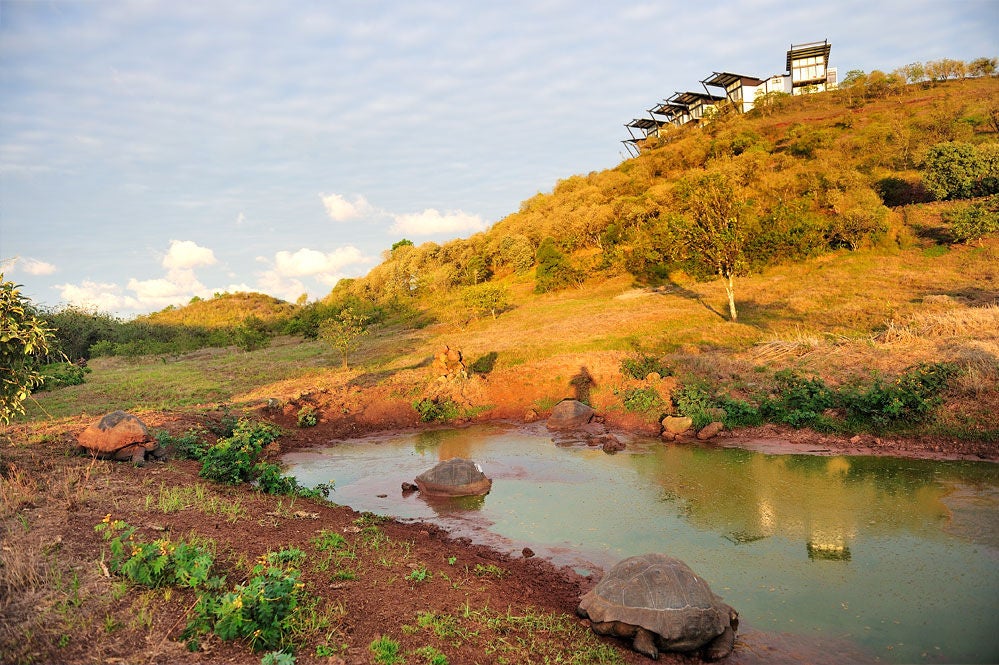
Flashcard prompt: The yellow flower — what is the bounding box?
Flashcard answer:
[102,513,112,524]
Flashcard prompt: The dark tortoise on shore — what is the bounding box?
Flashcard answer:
[577,553,738,660]
[413,458,492,497]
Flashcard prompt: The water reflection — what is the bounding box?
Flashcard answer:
[283,425,999,664]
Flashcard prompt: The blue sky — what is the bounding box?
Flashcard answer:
[1,0,996,317]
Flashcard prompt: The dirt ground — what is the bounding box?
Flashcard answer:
[1,359,995,665]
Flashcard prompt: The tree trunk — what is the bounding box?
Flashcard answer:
[724,272,738,321]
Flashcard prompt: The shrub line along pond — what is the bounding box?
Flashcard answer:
[283,423,999,665]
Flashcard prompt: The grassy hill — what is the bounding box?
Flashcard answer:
[142,292,296,328]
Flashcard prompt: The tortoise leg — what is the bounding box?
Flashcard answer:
[703,625,736,661]
[128,446,146,467]
[632,627,659,660]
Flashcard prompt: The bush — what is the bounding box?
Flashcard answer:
[155,427,211,460]
[34,362,88,391]
[759,370,836,429]
[946,194,999,243]
[199,420,279,485]
[620,353,672,380]
[296,406,318,428]
[95,516,217,589]
[413,398,462,423]
[841,362,959,429]
[1,276,57,423]
[672,385,716,429]
[622,387,666,415]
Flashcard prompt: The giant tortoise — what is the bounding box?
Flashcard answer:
[413,458,491,497]
[577,553,738,660]
[77,410,165,465]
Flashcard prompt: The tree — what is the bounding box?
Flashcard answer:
[922,141,997,200]
[534,237,581,293]
[675,172,752,321]
[318,308,369,370]
[462,282,510,320]
[894,62,925,84]
[968,57,997,78]
[1,275,57,424]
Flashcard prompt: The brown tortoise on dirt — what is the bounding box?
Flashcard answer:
[77,410,165,466]
[577,553,738,660]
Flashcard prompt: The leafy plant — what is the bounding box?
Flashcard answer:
[946,194,999,243]
[184,549,306,653]
[405,565,431,583]
[260,651,295,665]
[759,370,836,429]
[155,427,210,460]
[473,563,506,578]
[1,276,58,423]
[296,405,318,428]
[199,419,279,485]
[622,386,666,415]
[34,362,88,391]
[619,353,672,380]
[95,516,217,589]
[841,362,959,429]
[672,384,716,429]
[413,645,448,665]
[369,635,405,665]
[413,398,462,423]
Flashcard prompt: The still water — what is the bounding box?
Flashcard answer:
[283,424,999,664]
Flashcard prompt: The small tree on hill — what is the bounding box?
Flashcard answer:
[318,308,369,370]
[675,172,753,322]
[1,275,56,424]
[462,282,510,320]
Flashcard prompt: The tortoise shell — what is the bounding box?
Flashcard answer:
[414,458,492,497]
[578,553,730,652]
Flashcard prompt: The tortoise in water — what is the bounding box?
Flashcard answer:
[78,410,165,466]
[413,458,492,497]
[577,553,738,660]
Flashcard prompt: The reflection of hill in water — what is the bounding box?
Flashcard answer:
[627,445,999,550]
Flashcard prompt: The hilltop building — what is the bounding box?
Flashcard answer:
[623,38,838,156]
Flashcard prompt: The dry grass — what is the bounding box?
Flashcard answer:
[0,464,39,518]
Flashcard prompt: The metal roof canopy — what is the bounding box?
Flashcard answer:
[786,40,831,71]
[625,118,663,131]
[702,72,765,89]
[668,91,725,106]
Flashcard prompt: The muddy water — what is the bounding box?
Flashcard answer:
[283,423,999,664]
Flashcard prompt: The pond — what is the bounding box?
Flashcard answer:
[283,423,999,664]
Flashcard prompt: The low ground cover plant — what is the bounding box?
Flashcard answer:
[95,516,218,590]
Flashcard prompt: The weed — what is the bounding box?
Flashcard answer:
[413,645,449,665]
[413,397,462,423]
[199,419,279,485]
[58,634,70,648]
[405,565,431,583]
[103,615,122,633]
[155,427,210,460]
[841,362,960,429]
[473,563,505,578]
[620,353,672,380]
[622,386,666,415]
[95,516,218,589]
[446,556,457,566]
[672,384,716,429]
[296,405,318,428]
[416,611,467,641]
[260,651,295,665]
[370,635,405,664]
[311,530,348,552]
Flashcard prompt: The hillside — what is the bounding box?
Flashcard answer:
[142,292,296,328]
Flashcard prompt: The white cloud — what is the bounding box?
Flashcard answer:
[321,193,373,221]
[391,209,486,236]
[272,246,367,278]
[56,280,139,312]
[162,240,217,270]
[10,257,57,275]
[236,212,246,226]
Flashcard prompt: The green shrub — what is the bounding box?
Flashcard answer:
[672,385,715,429]
[155,427,211,460]
[759,370,836,429]
[946,194,999,243]
[95,516,217,589]
[619,353,672,380]
[35,362,88,391]
[841,362,959,429]
[199,420,279,485]
[369,635,404,665]
[261,652,295,665]
[622,386,666,415]
[413,398,462,423]
[296,406,318,428]
[253,462,333,500]
[184,549,305,653]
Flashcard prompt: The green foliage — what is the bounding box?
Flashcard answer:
[619,353,672,380]
[311,530,348,552]
[534,237,582,293]
[42,306,119,360]
[922,141,999,200]
[413,398,462,423]
[318,307,369,369]
[672,384,716,429]
[155,427,211,460]
[369,635,405,665]
[253,462,333,500]
[296,405,318,428]
[473,563,506,578]
[95,516,217,589]
[468,351,498,374]
[199,420,280,485]
[405,565,432,583]
[946,194,999,243]
[760,371,837,429]
[622,386,666,415]
[234,316,271,352]
[462,283,510,320]
[413,645,448,665]
[261,651,295,665]
[1,276,57,424]
[35,362,88,391]
[841,362,959,429]
[184,549,305,653]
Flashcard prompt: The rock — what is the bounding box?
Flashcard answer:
[601,435,626,453]
[432,345,467,379]
[414,458,492,497]
[661,416,693,435]
[696,421,724,441]
[524,408,540,423]
[401,482,418,493]
[78,411,161,465]
[522,547,535,558]
[646,372,661,381]
[546,400,595,430]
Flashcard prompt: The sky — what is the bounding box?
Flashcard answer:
[1,0,996,318]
